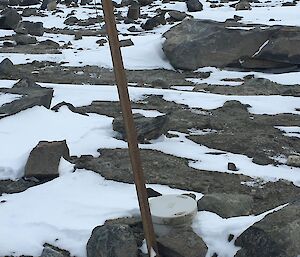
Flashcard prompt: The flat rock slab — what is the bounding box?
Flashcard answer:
[24,140,70,179]
[0,78,53,118]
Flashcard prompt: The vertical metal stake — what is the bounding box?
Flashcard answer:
[102,1,159,256]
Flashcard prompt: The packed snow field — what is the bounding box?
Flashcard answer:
[0,0,300,256]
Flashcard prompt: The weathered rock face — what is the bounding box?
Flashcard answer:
[0,7,21,29]
[157,228,208,257]
[113,113,169,143]
[162,19,300,70]
[197,193,254,218]
[235,201,300,257]
[86,224,138,257]
[24,140,70,179]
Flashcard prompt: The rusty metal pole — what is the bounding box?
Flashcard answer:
[102,1,159,256]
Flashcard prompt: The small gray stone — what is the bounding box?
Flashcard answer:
[158,228,207,257]
[80,0,93,5]
[19,0,40,6]
[138,0,153,6]
[147,187,162,198]
[22,8,37,17]
[127,1,140,20]
[168,10,188,21]
[142,13,166,30]
[197,193,254,218]
[47,1,57,11]
[15,21,44,36]
[8,0,21,5]
[228,162,238,171]
[64,16,79,25]
[14,34,37,45]
[113,113,169,143]
[0,58,14,75]
[235,0,251,10]
[120,38,134,47]
[87,224,138,257]
[186,0,203,12]
[41,244,70,257]
[39,39,60,48]
[0,7,22,30]
[287,155,300,167]
[151,78,169,88]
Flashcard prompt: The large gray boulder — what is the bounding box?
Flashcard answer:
[86,224,138,257]
[24,140,70,179]
[162,19,300,70]
[197,193,254,218]
[0,7,21,29]
[235,200,300,257]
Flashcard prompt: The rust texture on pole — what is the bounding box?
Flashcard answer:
[102,1,159,256]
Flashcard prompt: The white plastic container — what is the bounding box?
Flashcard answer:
[149,194,197,236]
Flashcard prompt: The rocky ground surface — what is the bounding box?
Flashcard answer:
[0,0,300,257]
